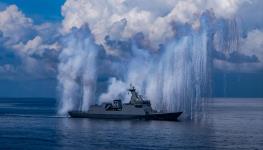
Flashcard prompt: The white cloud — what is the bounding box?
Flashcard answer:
[61,0,247,50]
[240,29,263,62]
[0,5,61,55]
[214,29,263,73]
[99,77,127,103]
[13,36,60,56]
[238,0,263,31]
[0,5,33,44]
[0,5,61,79]
[205,0,247,18]
[214,59,263,73]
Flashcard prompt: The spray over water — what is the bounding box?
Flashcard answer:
[57,25,98,115]
[99,12,238,119]
[58,8,240,119]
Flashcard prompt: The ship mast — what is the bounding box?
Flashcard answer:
[128,84,142,104]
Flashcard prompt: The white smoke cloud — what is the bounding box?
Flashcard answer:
[98,44,153,104]
[99,77,128,103]
[57,26,98,114]
[99,27,210,118]
[61,0,246,51]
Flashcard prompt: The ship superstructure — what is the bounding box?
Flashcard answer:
[68,85,182,121]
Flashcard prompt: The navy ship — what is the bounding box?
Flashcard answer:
[68,85,182,121]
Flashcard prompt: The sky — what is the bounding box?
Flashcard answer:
[0,0,64,23]
[0,0,262,98]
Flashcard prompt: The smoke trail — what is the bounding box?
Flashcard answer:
[57,25,98,115]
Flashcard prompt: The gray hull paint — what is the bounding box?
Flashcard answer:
[68,111,182,121]
[69,111,145,119]
[68,86,183,121]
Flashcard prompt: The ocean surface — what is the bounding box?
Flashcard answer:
[0,98,262,150]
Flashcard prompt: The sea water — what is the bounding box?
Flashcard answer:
[0,98,262,150]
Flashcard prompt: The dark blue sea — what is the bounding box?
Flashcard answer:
[0,98,262,150]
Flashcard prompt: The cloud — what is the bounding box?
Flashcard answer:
[0,5,34,44]
[0,5,61,79]
[238,0,263,31]
[13,36,60,56]
[61,0,247,51]
[0,1,262,113]
[0,64,16,74]
[214,29,263,73]
[99,77,127,103]
[240,29,263,63]
[58,0,263,116]
[213,59,263,73]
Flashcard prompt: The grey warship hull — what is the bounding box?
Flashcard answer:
[68,85,183,121]
[68,111,182,121]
